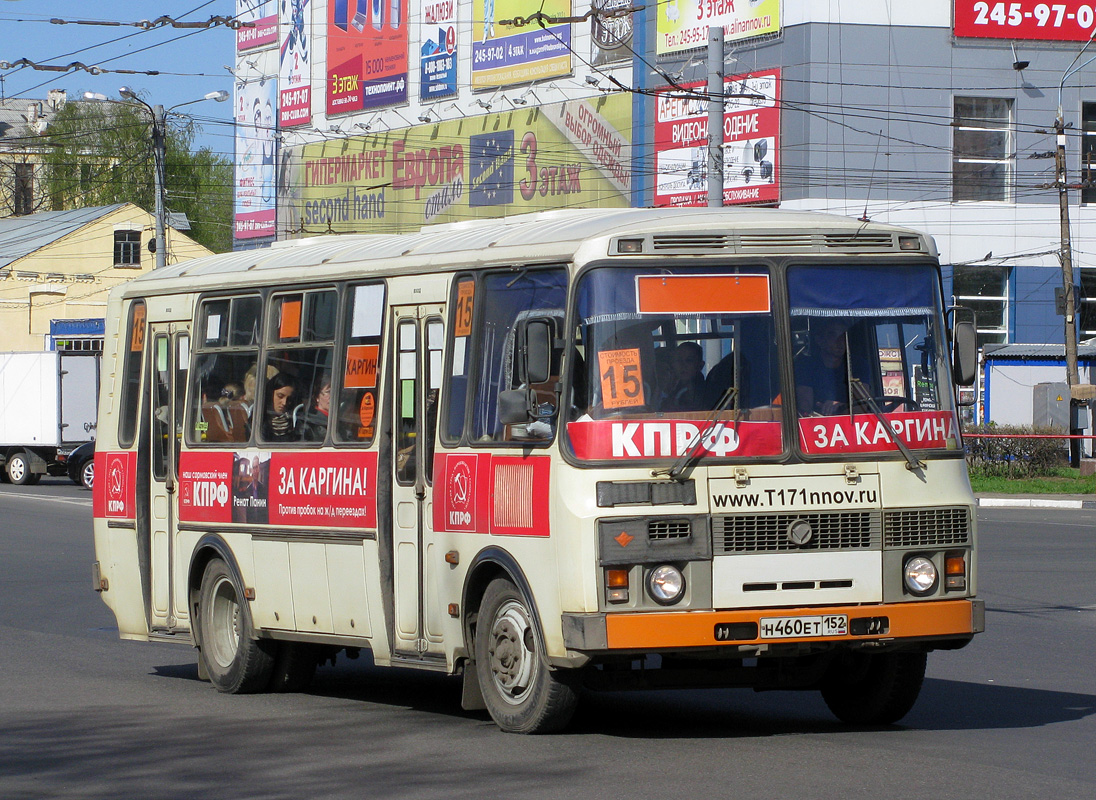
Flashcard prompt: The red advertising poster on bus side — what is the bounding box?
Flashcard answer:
[178,450,378,529]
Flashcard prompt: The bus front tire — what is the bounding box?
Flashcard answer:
[196,558,275,694]
[473,578,578,734]
[820,650,927,725]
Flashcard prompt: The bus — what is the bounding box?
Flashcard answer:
[91,207,982,734]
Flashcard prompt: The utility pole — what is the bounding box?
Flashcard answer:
[706,26,723,208]
[151,104,167,270]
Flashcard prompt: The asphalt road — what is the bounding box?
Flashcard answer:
[1,478,1094,799]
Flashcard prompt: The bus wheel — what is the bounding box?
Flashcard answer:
[197,558,275,693]
[820,651,927,725]
[268,642,318,693]
[474,578,578,734]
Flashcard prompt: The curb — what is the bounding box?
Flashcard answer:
[977,497,1096,509]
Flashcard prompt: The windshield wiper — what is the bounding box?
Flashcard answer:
[655,386,739,483]
[850,379,925,472]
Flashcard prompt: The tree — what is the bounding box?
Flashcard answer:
[39,100,233,253]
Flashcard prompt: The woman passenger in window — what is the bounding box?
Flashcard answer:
[262,372,299,442]
[299,373,331,442]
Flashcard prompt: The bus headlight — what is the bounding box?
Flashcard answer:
[646,564,686,605]
[903,556,938,596]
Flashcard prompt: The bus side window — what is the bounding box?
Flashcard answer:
[335,282,385,445]
[118,299,146,447]
[443,275,475,443]
[187,296,262,446]
[260,290,336,444]
[425,318,443,483]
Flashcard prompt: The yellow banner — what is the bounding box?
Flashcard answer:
[282,93,631,236]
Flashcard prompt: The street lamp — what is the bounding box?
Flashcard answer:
[89,87,229,269]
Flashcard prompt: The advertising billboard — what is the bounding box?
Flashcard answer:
[653,69,780,207]
[281,93,631,235]
[235,78,278,240]
[279,0,312,127]
[656,0,781,55]
[472,0,572,88]
[420,0,458,100]
[326,0,409,114]
[591,0,635,66]
[237,0,279,51]
[954,1,1096,40]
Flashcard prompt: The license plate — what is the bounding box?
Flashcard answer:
[759,614,848,639]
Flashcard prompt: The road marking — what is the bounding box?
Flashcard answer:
[0,494,91,508]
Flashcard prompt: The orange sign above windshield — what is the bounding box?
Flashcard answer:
[636,274,771,314]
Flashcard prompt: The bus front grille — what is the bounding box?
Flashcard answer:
[713,511,881,554]
[883,507,971,548]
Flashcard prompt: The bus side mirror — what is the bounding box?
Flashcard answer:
[524,319,552,385]
[952,319,977,387]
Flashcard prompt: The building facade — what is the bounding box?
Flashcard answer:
[233,1,1096,362]
[0,204,211,352]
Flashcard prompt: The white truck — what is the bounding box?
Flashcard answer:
[0,351,100,485]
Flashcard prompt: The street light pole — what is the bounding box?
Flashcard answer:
[117,87,228,268]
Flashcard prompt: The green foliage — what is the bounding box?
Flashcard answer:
[969,469,1096,494]
[40,100,232,253]
[965,424,1069,478]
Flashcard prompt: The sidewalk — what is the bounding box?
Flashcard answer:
[975,492,1096,509]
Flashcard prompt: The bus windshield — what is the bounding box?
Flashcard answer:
[789,264,959,456]
[566,265,783,462]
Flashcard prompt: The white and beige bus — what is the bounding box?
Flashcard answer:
[92,207,982,733]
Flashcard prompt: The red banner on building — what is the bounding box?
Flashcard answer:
[955,1,1096,41]
[654,69,780,207]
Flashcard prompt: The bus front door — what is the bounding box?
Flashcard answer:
[389,305,445,662]
[143,324,189,636]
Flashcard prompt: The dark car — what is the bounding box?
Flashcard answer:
[66,441,95,490]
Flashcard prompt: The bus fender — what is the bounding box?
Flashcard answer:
[461,546,557,670]
[187,533,259,650]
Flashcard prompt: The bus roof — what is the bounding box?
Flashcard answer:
[118,207,938,298]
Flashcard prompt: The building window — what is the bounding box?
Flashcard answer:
[1080,268,1096,339]
[954,264,1009,347]
[14,163,33,216]
[1082,103,1096,204]
[953,97,1013,202]
[114,230,142,267]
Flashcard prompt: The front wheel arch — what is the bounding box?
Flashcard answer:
[461,546,547,661]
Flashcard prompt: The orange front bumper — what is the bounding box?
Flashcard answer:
[603,599,982,650]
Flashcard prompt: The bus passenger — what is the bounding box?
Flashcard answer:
[299,373,332,442]
[262,372,300,442]
[660,341,707,412]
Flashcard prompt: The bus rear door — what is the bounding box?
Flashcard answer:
[144,322,189,635]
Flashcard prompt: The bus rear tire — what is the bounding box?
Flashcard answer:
[820,651,927,725]
[196,558,275,694]
[474,578,578,734]
[268,642,318,693]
